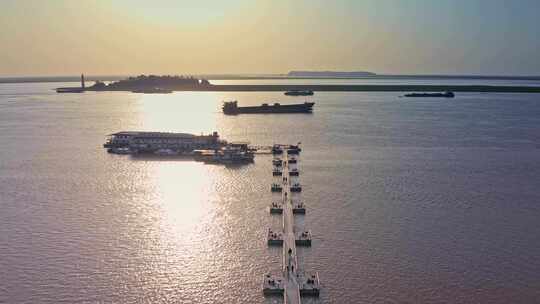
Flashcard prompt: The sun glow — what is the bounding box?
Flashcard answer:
[136,92,219,133]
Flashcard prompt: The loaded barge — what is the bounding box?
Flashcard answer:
[222,101,315,115]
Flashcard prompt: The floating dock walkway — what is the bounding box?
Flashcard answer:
[263,146,320,303]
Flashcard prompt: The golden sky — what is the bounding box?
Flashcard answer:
[1,0,539,76]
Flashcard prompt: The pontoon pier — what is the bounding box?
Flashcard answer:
[262,146,320,302]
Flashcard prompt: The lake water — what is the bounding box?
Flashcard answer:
[1,82,540,303]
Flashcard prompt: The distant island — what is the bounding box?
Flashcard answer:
[92,75,211,91]
[56,74,211,93]
[287,71,376,77]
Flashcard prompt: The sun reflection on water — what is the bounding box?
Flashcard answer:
[136,92,219,133]
[148,161,215,238]
[113,91,277,302]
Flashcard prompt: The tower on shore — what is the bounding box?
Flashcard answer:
[81,74,85,89]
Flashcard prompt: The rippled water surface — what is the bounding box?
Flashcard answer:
[1,82,540,303]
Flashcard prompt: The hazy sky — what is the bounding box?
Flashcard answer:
[1,0,539,76]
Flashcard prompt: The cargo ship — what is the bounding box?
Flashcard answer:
[222,101,315,115]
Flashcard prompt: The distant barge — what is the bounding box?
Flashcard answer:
[404,91,455,98]
[284,90,314,96]
[222,101,315,115]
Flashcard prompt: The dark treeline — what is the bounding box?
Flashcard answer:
[92,75,211,90]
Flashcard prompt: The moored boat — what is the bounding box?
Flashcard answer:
[287,144,301,154]
[195,146,254,164]
[272,159,283,166]
[290,183,302,192]
[271,183,283,192]
[108,147,133,154]
[272,145,284,154]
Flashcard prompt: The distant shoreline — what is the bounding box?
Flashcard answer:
[203,85,540,93]
[3,74,540,84]
[59,84,540,93]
